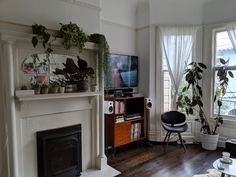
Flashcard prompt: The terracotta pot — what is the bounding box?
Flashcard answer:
[41,87,49,94]
[65,85,73,93]
[34,88,41,95]
[50,86,59,94]
[77,80,88,91]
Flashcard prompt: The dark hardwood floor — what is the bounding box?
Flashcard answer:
[108,142,223,177]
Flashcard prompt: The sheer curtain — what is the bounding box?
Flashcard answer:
[226,21,236,53]
[159,25,199,110]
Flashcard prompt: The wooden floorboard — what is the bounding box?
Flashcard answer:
[108,143,223,177]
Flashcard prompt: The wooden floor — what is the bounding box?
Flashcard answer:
[108,143,223,177]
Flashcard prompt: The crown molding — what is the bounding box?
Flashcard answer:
[59,0,101,12]
[101,19,136,31]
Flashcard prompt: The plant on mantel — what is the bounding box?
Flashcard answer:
[31,22,110,87]
[176,58,233,135]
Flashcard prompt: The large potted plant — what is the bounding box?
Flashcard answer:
[53,56,95,91]
[176,59,233,150]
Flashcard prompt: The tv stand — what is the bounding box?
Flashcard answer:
[104,88,133,95]
[105,96,146,148]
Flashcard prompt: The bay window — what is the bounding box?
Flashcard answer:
[213,30,236,117]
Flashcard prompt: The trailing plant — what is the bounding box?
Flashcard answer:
[55,22,88,51]
[53,56,95,83]
[176,62,211,134]
[31,24,53,58]
[89,33,110,88]
[213,58,234,134]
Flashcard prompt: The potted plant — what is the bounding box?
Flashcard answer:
[31,82,41,95]
[176,59,233,150]
[57,78,67,93]
[53,56,95,92]
[55,22,88,51]
[49,80,60,94]
[40,84,49,94]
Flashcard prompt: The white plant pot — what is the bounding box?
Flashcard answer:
[59,86,65,93]
[200,132,219,150]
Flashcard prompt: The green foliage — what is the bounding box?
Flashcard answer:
[53,56,95,83]
[89,33,110,88]
[213,58,234,134]
[55,22,88,51]
[176,62,211,134]
[31,82,40,89]
[21,85,28,90]
[31,24,53,56]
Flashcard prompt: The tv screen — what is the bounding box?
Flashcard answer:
[107,54,138,88]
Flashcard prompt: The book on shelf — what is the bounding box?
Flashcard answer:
[125,113,142,120]
[130,122,142,141]
[116,115,124,123]
[115,101,125,114]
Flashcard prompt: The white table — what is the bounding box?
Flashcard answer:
[213,158,236,177]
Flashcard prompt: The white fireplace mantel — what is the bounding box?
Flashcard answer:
[0,21,120,177]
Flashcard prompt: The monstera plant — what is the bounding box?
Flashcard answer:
[53,56,95,91]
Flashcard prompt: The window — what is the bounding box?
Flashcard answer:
[213,30,236,117]
[162,54,192,112]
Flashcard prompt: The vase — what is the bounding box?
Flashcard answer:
[50,86,59,94]
[41,87,49,94]
[77,80,88,91]
[200,132,219,150]
[59,86,65,93]
[65,85,73,93]
[34,88,41,95]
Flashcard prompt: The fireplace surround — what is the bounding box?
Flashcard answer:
[37,124,82,177]
[0,21,120,177]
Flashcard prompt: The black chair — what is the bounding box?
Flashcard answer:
[161,111,188,151]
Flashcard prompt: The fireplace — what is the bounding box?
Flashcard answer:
[37,124,82,177]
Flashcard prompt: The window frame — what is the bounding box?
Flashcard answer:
[211,27,236,119]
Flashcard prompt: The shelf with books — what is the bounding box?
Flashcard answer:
[104,96,146,148]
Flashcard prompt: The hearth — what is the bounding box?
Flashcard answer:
[37,124,82,177]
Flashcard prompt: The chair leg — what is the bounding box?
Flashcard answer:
[178,133,186,152]
[163,132,170,152]
[163,132,169,142]
[166,132,171,149]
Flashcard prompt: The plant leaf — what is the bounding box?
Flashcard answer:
[228,71,234,78]
[220,58,226,64]
[198,62,207,69]
[32,36,38,48]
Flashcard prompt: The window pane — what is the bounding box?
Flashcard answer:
[214,70,236,116]
[216,31,236,66]
[163,71,171,112]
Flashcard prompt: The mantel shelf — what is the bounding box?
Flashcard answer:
[16,91,102,101]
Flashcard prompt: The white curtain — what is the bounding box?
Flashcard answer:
[226,21,236,53]
[159,25,199,110]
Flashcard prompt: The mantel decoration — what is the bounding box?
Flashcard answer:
[176,59,234,150]
[53,56,95,91]
[21,22,110,94]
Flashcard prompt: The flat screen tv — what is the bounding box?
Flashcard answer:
[106,53,138,89]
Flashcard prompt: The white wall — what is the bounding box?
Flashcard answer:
[149,0,204,25]
[0,0,100,34]
[203,0,236,24]
[100,0,140,55]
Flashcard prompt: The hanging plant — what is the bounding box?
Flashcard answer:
[31,24,53,57]
[55,22,88,51]
[89,33,110,88]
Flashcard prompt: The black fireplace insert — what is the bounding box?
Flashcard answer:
[37,124,82,177]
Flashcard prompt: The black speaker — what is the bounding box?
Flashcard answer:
[145,98,152,109]
[225,139,236,156]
